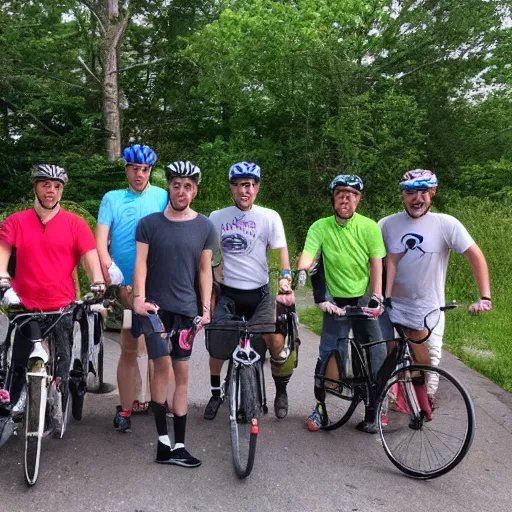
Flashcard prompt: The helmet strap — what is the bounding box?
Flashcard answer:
[34,191,60,211]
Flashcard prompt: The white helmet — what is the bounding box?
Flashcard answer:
[165,161,201,184]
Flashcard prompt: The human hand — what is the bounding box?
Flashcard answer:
[276,290,296,307]
[318,301,342,315]
[200,310,211,325]
[89,282,106,299]
[1,287,20,306]
[367,294,384,317]
[133,295,159,316]
[468,299,492,314]
[107,261,124,286]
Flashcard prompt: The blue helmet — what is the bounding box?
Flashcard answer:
[400,169,438,190]
[122,144,157,166]
[228,162,261,183]
[329,175,364,194]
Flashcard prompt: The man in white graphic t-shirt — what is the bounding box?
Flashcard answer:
[203,162,296,421]
[379,169,492,397]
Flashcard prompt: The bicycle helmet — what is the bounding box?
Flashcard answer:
[122,144,157,166]
[228,162,261,183]
[329,175,363,193]
[31,164,68,184]
[400,169,438,190]
[165,161,202,184]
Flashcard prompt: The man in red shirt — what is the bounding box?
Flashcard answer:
[0,164,104,411]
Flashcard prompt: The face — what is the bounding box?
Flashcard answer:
[332,187,361,219]
[168,177,197,211]
[402,189,435,218]
[230,178,260,211]
[34,180,64,209]
[126,163,151,192]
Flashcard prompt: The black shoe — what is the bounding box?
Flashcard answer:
[356,420,378,434]
[204,395,223,420]
[274,388,288,419]
[156,442,201,468]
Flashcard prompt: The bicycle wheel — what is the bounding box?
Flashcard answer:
[319,350,360,431]
[230,363,261,478]
[86,312,104,393]
[24,358,47,486]
[377,364,475,479]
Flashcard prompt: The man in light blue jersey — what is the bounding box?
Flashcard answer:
[96,144,168,432]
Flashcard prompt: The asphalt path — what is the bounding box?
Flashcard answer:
[1,318,512,512]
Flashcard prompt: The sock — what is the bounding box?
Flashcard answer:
[273,374,290,393]
[151,401,168,436]
[158,435,171,447]
[210,375,221,397]
[172,443,184,451]
[173,414,187,445]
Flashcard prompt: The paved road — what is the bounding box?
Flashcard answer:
[1,319,512,512]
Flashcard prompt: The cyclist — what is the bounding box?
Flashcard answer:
[297,175,386,433]
[0,164,105,420]
[96,144,168,432]
[132,161,216,468]
[379,169,492,399]
[204,162,296,421]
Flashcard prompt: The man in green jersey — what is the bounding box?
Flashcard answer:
[297,175,386,433]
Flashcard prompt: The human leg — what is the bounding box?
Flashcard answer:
[113,327,140,432]
[307,312,350,431]
[352,317,386,433]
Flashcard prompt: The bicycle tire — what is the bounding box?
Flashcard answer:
[230,363,260,479]
[87,312,104,393]
[319,350,360,431]
[24,359,47,486]
[377,364,475,479]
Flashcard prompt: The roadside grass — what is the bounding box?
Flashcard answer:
[298,196,512,392]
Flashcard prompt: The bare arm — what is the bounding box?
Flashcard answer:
[384,252,405,298]
[81,249,104,284]
[0,241,12,277]
[199,249,213,324]
[95,223,112,286]
[72,267,81,299]
[132,241,154,315]
[369,257,383,297]
[297,251,314,271]
[463,244,491,299]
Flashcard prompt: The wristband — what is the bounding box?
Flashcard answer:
[280,270,292,280]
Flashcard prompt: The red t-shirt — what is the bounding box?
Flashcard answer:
[0,208,96,311]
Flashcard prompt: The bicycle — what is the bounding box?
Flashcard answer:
[315,303,475,479]
[0,296,102,485]
[69,294,106,421]
[205,319,275,478]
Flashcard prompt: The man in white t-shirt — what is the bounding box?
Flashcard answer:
[379,169,492,397]
[204,162,296,420]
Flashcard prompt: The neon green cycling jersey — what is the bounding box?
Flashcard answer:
[303,213,386,298]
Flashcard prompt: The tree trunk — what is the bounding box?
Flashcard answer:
[102,0,127,161]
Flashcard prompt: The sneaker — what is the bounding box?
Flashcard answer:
[204,395,223,420]
[356,420,378,434]
[113,405,131,432]
[156,442,201,468]
[306,404,324,432]
[274,387,288,419]
[380,414,389,427]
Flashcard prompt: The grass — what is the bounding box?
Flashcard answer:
[298,196,512,392]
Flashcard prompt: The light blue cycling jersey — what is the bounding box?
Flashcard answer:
[97,186,168,286]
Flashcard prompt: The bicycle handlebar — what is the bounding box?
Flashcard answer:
[204,321,276,334]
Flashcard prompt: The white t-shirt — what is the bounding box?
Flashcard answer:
[379,211,474,330]
[209,204,287,290]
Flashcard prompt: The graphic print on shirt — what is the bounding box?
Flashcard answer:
[220,213,256,255]
[401,233,427,256]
